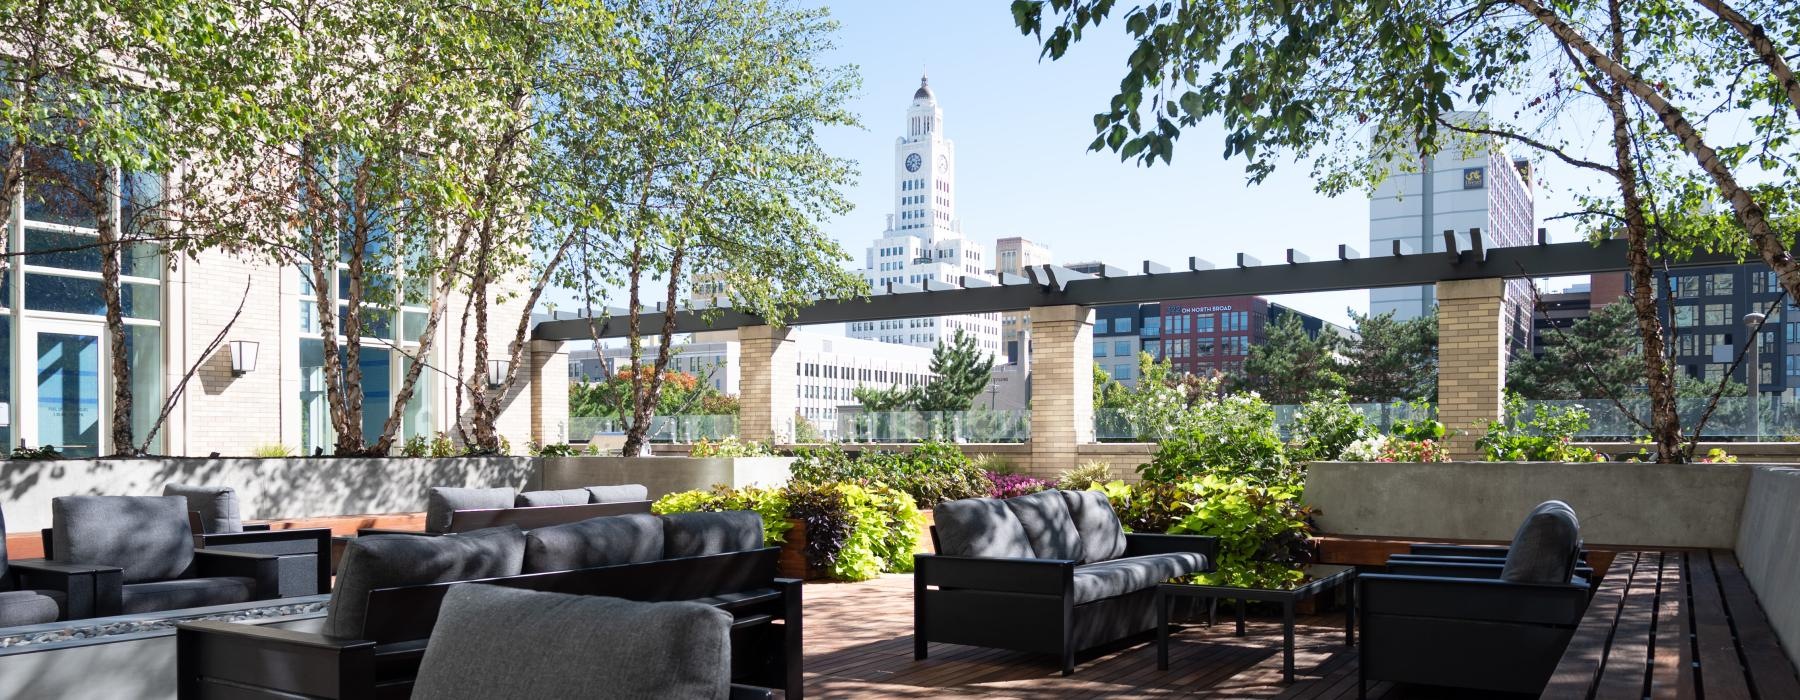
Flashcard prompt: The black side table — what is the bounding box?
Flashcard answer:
[1155,564,1356,683]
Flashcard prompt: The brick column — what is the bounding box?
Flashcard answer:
[1027,305,1094,477]
[529,339,569,445]
[737,325,798,442]
[1436,278,1507,459]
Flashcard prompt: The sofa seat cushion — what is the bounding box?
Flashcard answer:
[515,489,591,508]
[121,577,255,614]
[661,512,764,559]
[411,584,731,700]
[1501,500,1582,584]
[1060,490,1127,563]
[934,498,1033,559]
[586,484,650,504]
[1071,553,1209,605]
[1003,491,1084,561]
[0,589,64,626]
[53,496,194,584]
[163,484,244,534]
[425,487,517,533]
[325,525,525,639]
[524,514,665,573]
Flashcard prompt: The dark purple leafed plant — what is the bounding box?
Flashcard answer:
[987,471,1052,499]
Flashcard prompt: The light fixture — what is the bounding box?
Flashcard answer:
[229,340,260,376]
[488,359,511,388]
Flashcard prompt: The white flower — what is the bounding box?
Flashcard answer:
[1341,435,1389,462]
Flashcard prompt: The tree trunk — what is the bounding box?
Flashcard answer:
[1509,0,1800,317]
[468,234,496,452]
[620,237,649,457]
[1697,0,1800,119]
[96,167,133,455]
[300,140,355,456]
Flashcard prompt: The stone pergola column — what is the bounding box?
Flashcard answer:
[1435,278,1507,459]
[737,325,798,442]
[529,339,569,445]
[1026,305,1095,477]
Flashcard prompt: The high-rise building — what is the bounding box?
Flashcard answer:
[1368,112,1536,345]
[993,236,1053,364]
[846,76,1002,357]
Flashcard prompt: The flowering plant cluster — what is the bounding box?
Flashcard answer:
[986,471,1053,499]
[1378,437,1451,463]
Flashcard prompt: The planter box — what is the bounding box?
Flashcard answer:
[777,519,827,580]
[541,456,794,500]
[1304,460,1754,549]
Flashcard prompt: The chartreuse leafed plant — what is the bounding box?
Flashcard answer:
[788,441,991,507]
[690,436,776,458]
[652,482,921,582]
[1097,477,1315,589]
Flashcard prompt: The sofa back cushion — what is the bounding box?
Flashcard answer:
[933,498,1033,559]
[1003,490,1084,561]
[425,487,517,533]
[1059,490,1128,563]
[163,483,244,534]
[53,496,193,583]
[523,514,665,573]
[661,511,764,559]
[586,484,650,503]
[515,489,590,508]
[324,525,525,639]
[0,505,9,587]
[411,584,731,700]
[1501,500,1583,584]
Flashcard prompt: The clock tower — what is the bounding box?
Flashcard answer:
[891,75,956,233]
[849,75,1001,360]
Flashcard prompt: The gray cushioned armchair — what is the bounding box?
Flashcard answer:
[0,504,114,626]
[49,496,283,616]
[914,490,1218,675]
[1356,500,1592,697]
[163,483,333,597]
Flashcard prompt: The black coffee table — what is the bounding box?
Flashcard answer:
[1154,564,1356,683]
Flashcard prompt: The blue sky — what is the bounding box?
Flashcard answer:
[803,1,1603,326]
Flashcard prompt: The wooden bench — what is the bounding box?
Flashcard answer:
[1542,549,1800,699]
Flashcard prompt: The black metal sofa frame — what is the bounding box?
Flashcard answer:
[175,546,802,699]
[914,530,1219,675]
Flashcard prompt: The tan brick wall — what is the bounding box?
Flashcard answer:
[1024,305,1094,478]
[531,339,569,444]
[1436,278,1507,459]
[736,325,797,442]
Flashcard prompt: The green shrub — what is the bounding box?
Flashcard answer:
[529,441,585,457]
[1288,392,1372,462]
[651,486,794,545]
[1477,394,1600,462]
[789,441,990,507]
[1054,460,1113,490]
[653,482,920,582]
[402,432,463,458]
[1098,477,1315,589]
[1138,393,1291,485]
[251,443,296,458]
[1388,399,1447,442]
[691,436,775,458]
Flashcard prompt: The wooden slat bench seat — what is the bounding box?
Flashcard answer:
[1542,549,1800,699]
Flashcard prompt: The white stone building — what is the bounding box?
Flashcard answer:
[846,76,1002,358]
[1368,111,1537,337]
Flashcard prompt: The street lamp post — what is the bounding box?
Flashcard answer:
[1745,312,1766,440]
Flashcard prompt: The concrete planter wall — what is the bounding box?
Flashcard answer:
[541,456,793,500]
[1303,460,1754,549]
[1735,466,1800,669]
[0,457,540,532]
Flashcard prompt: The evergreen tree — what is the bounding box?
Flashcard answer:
[1343,311,1438,404]
[914,329,997,412]
[1232,314,1345,404]
[1508,302,1644,400]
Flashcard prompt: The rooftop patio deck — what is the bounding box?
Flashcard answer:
[803,575,1466,699]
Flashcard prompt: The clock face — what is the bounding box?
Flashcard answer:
[937,155,949,173]
[905,153,922,172]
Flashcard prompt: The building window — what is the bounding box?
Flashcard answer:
[1113,340,1131,357]
[297,264,432,455]
[1705,273,1734,296]
[1673,305,1698,328]
[1113,363,1133,381]
[1704,304,1731,326]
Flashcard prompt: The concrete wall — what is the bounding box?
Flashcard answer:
[543,456,792,500]
[0,612,323,699]
[0,457,539,531]
[1304,461,1754,549]
[1734,466,1800,670]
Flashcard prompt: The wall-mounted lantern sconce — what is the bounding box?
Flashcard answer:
[230,340,260,376]
[488,359,511,388]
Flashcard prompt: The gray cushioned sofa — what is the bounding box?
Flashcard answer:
[176,510,802,698]
[48,496,283,616]
[356,484,653,537]
[914,489,1218,674]
[0,504,114,627]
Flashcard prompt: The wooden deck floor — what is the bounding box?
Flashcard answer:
[801,574,1514,699]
